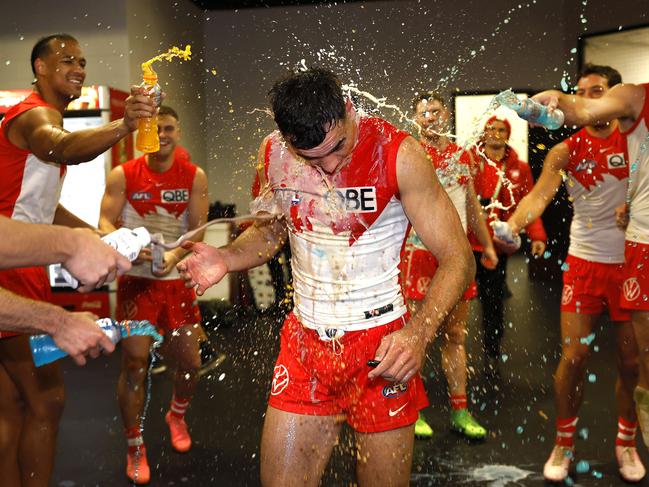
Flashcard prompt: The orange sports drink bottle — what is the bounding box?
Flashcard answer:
[135,45,191,153]
[135,69,162,153]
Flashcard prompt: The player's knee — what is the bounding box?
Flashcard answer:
[619,353,639,378]
[122,355,150,384]
[177,353,201,373]
[562,346,589,369]
[29,387,65,422]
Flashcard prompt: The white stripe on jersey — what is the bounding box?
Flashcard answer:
[292,195,409,330]
[627,118,649,244]
[12,154,63,224]
[567,173,626,263]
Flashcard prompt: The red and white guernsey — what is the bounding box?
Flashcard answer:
[407,142,471,251]
[563,127,628,263]
[624,83,649,244]
[259,116,410,331]
[120,155,197,280]
[0,92,66,223]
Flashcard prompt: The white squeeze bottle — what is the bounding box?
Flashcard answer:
[58,227,152,288]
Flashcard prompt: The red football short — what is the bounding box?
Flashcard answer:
[561,254,630,321]
[620,241,649,312]
[268,312,429,434]
[0,266,52,339]
[401,247,477,301]
[116,275,201,332]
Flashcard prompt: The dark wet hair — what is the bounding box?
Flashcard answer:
[411,91,446,113]
[579,63,622,88]
[158,105,179,121]
[268,67,346,150]
[31,34,78,75]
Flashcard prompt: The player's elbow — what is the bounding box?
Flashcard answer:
[576,105,602,127]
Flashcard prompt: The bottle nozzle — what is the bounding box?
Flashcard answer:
[132,227,152,248]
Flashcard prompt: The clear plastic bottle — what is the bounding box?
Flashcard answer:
[58,227,152,288]
[135,73,162,153]
[30,318,121,367]
[495,90,565,130]
[151,233,165,274]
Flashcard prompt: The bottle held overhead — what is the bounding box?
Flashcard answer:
[495,90,564,130]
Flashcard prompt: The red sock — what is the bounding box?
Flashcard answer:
[125,426,144,454]
[555,417,578,447]
[450,394,468,411]
[169,393,191,420]
[616,417,638,447]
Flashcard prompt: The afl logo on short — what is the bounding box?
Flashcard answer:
[161,189,190,202]
[607,153,627,169]
[623,278,641,302]
[271,365,290,396]
[382,382,408,399]
[561,284,573,305]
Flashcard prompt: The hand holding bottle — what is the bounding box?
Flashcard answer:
[61,228,132,292]
[496,90,564,130]
[31,318,162,367]
[491,221,521,254]
[123,85,159,132]
[49,312,115,366]
[135,75,163,153]
[58,227,152,289]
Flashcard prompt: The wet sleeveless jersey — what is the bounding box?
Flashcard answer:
[259,116,410,331]
[120,155,197,280]
[624,83,649,244]
[407,142,471,251]
[563,127,627,263]
[0,92,66,223]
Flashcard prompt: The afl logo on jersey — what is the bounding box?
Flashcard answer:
[607,153,626,169]
[161,189,190,202]
[131,191,152,201]
[575,160,596,172]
